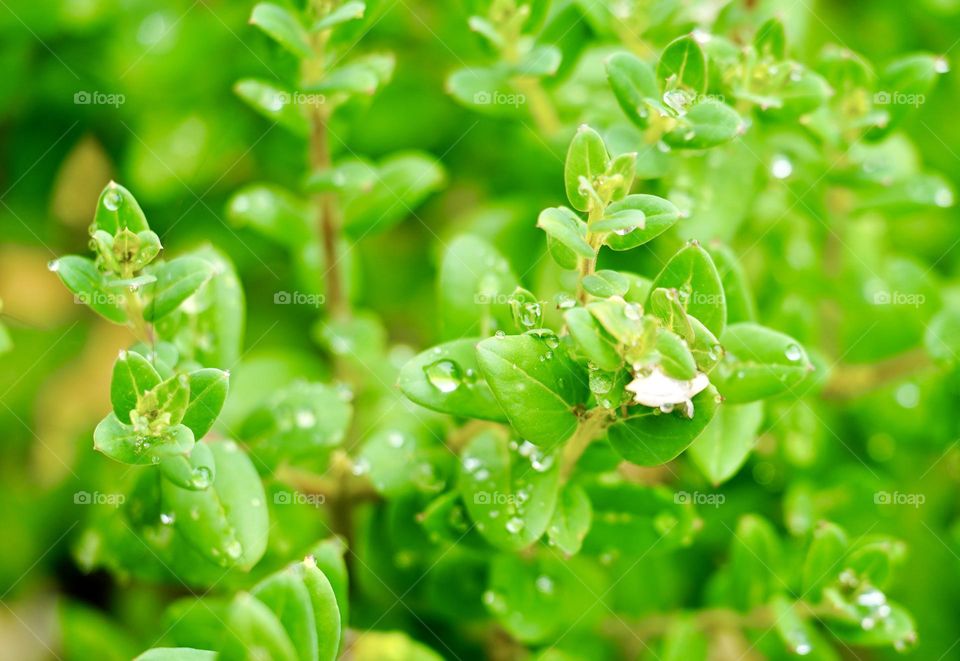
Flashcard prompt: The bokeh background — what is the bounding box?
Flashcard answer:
[2,0,960,658]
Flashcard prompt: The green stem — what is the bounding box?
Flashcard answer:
[560,407,611,481]
[821,347,933,400]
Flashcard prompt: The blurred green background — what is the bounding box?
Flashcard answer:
[2,0,960,658]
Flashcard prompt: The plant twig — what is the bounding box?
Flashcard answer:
[821,347,933,400]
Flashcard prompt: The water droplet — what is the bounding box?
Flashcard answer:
[160,512,175,525]
[351,457,370,476]
[47,259,60,272]
[387,431,405,448]
[535,575,555,595]
[935,187,954,208]
[934,56,950,74]
[895,383,920,409]
[784,344,804,362]
[463,456,481,473]
[191,466,212,489]
[424,359,463,393]
[295,409,316,429]
[505,517,525,534]
[624,303,641,320]
[103,187,123,211]
[795,642,812,655]
[225,540,243,559]
[555,293,576,309]
[614,225,636,236]
[771,154,793,179]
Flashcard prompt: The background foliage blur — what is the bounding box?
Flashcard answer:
[2,0,960,658]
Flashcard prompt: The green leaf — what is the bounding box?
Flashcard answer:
[581,270,630,298]
[729,514,781,611]
[234,78,310,136]
[93,413,194,465]
[445,66,522,117]
[250,2,312,59]
[514,45,562,77]
[360,426,447,496]
[181,369,229,440]
[241,382,351,464]
[583,479,701,556]
[755,18,787,60]
[111,349,162,423]
[715,323,811,403]
[770,594,819,658]
[476,333,588,448]
[688,401,763,484]
[175,246,246,369]
[547,483,592,555]
[311,0,365,31]
[664,100,743,149]
[226,184,313,247]
[606,385,719,465]
[251,560,340,661]
[564,125,609,212]
[802,522,848,600]
[870,53,947,139]
[159,441,216,491]
[564,307,622,372]
[658,35,707,94]
[92,181,149,234]
[459,429,560,551]
[341,152,445,237]
[221,593,298,661]
[654,328,697,379]
[144,257,214,322]
[438,235,518,339]
[135,650,216,661]
[648,242,726,336]
[304,159,378,195]
[536,207,594,259]
[398,338,506,422]
[602,195,680,251]
[308,538,349,645]
[586,297,650,346]
[161,440,268,569]
[606,51,659,128]
[707,242,756,323]
[828,602,915,649]
[486,552,600,644]
[50,255,127,323]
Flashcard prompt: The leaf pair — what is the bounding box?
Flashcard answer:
[96,350,228,465]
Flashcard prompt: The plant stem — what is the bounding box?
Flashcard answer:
[821,347,934,400]
[310,108,347,320]
[560,408,610,481]
[514,77,561,136]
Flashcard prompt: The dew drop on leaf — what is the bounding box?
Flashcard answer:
[505,517,525,534]
[191,466,212,489]
[535,575,555,595]
[784,344,803,362]
[771,154,794,179]
[160,512,175,525]
[424,359,463,393]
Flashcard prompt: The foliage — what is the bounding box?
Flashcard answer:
[3,0,960,659]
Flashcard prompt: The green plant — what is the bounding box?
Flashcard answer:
[38,1,960,659]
